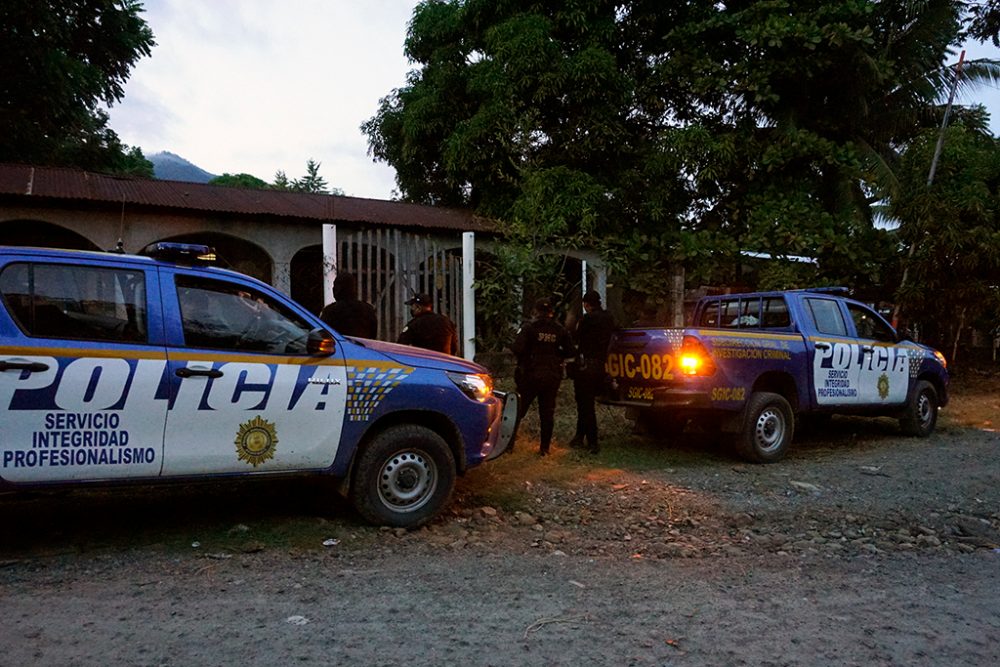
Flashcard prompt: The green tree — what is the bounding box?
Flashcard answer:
[364,0,656,327]
[0,0,154,175]
[968,0,1000,45]
[272,170,291,190]
[270,159,344,195]
[890,125,1000,359]
[365,1,994,338]
[638,0,999,294]
[209,173,269,189]
[293,159,331,194]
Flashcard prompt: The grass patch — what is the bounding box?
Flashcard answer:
[941,369,1000,430]
[455,384,728,512]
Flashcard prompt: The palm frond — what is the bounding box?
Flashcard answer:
[957,58,1000,93]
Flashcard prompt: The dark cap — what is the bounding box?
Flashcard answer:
[583,290,602,306]
[533,298,554,315]
[405,293,432,305]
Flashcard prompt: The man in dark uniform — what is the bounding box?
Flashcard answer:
[512,298,575,456]
[397,293,459,355]
[569,290,616,454]
[319,273,378,338]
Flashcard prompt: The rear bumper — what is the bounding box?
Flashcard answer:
[599,381,714,411]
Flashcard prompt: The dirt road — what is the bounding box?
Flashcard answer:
[2,376,999,666]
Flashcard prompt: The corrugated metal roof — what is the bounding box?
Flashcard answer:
[0,163,495,234]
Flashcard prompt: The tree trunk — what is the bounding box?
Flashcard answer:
[950,306,966,364]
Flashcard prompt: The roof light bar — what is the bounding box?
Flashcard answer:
[139,242,217,264]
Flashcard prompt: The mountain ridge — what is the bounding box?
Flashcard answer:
[148,151,217,183]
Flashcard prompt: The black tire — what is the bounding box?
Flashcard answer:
[350,424,456,528]
[899,380,938,437]
[737,392,794,463]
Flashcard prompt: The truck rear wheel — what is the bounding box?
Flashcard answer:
[899,380,938,437]
[737,392,793,463]
[350,424,456,528]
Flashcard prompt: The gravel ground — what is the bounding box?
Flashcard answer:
[2,375,999,666]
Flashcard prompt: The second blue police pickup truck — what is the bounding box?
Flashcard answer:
[601,288,949,462]
[0,243,516,527]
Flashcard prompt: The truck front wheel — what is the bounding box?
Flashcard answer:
[899,380,938,437]
[737,392,794,463]
[350,424,456,528]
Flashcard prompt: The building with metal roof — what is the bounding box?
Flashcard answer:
[0,163,608,359]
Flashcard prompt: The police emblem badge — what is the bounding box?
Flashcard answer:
[877,373,890,400]
[235,416,278,467]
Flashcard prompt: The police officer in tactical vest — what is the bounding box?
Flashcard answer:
[568,290,616,454]
[512,297,575,456]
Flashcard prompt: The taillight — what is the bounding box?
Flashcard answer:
[679,336,716,376]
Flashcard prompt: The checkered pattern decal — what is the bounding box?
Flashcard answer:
[908,352,923,379]
[345,366,411,421]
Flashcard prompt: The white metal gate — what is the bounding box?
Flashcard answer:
[334,228,463,344]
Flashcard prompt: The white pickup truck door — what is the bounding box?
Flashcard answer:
[846,303,909,406]
[806,297,863,406]
[159,272,347,476]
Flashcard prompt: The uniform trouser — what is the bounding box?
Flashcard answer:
[516,373,561,453]
[573,368,602,449]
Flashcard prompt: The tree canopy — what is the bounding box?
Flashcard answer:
[209,173,269,189]
[364,0,1000,346]
[968,0,1000,45]
[891,124,1000,357]
[0,0,155,175]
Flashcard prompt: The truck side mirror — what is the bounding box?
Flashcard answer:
[307,328,336,355]
[896,327,913,342]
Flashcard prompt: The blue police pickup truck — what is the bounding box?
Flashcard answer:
[601,288,949,462]
[0,243,516,527]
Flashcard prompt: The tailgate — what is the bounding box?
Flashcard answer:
[605,328,686,402]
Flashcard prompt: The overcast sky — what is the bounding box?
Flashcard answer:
[108,0,420,199]
[108,2,1000,201]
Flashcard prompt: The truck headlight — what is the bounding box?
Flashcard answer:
[447,372,493,402]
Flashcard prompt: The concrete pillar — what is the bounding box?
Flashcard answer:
[322,224,337,306]
[669,265,685,326]
[272,261,291,295]
[585,258,607,305]
[462,232,476,361]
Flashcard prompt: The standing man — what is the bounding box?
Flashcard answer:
[319,273,378,338]
[569,290,616,454]
[398,292,459,355]
[512,298,575,456]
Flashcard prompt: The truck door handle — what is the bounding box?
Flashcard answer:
[175,367,223,379]
[0,360,50,373]
[861,345,874,354]
[814,342,831,350]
